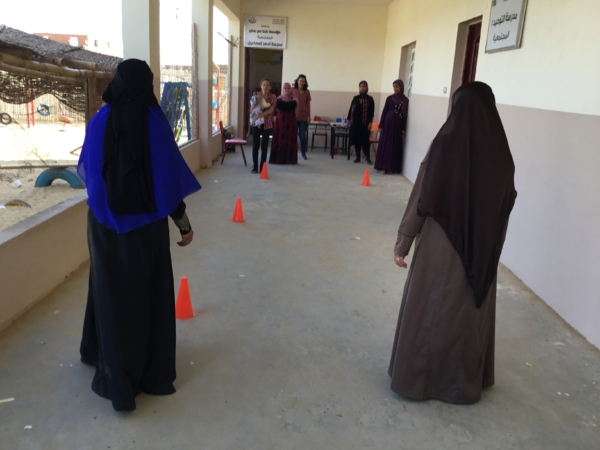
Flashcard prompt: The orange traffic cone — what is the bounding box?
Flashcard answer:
[361,168,371,186]
[232,198,245,222]
[175,276,198,320]
[260,163,269,179]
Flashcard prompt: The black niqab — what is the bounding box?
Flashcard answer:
[102,59,160,215]
[417,82,517,308]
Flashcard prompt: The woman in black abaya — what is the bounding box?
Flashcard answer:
[77,59,201,412]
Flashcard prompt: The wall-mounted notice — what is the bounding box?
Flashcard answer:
[244,15,287,49]
[485,0,528,53]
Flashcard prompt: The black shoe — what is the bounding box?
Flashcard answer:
[353,159,360,163]
[251,168,258,174]
[366,160,373,165]
[302,154,307,160]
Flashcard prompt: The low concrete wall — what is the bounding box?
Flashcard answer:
[0,192,89,331]
[0,142,203,332]
[180,139,203,172]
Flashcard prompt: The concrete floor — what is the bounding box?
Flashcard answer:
[1,149,599,450]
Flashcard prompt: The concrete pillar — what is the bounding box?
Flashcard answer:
[121,0,161,100]
[192,0,215,168]
[229,18,244,139]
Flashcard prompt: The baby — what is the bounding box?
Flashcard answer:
[249,88,270,127]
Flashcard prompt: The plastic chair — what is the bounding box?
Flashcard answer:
[310,116,330,151]
[369,121,380,157]
[219,121,247,166]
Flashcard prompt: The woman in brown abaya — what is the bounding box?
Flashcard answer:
[389,82,517,405]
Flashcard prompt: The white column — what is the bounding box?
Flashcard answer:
[192,0,215,167]
[121,0,161,100]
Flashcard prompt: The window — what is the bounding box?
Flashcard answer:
[160,0,196,145]
[404,44,416,98]
[399,42,416,99]
[212,6,231,134]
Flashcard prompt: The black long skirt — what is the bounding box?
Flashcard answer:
[80,209,177,411]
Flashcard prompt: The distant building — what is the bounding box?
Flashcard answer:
[34,33,120,57]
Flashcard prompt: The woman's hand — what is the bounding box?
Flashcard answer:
[394,254,407,268]
[178,229,194,247]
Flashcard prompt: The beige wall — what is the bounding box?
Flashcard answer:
[0,140,203,332]
[0,194,88,331]
[382,0,600,348]
[0,140,203,331]
[242,0,389,119]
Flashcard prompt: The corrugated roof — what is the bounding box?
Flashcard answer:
[0,24,121,70]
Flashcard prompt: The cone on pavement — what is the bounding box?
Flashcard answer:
[361,168,371,186]
[175,277,198,320]
[232,198,245,222]
[260,163,269,179]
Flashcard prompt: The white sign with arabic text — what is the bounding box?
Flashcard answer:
[244,15,287,49]
[485,0,528,53]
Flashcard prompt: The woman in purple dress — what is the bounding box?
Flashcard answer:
[374,79,409,174]
[269,83,298,164]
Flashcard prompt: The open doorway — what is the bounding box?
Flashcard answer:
[448,16,483,113]
[243,48,283,137]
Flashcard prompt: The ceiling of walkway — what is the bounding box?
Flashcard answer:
[279,0,393,4]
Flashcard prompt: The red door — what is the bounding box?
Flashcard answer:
[462,23,481,85]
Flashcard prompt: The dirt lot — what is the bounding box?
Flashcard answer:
[0,122,86,232]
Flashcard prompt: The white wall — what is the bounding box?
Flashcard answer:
[382,0,600,117]
[381,0,600,348]
[242,0,388,93]
[478,0,600,116]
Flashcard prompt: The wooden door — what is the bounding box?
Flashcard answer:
[462,23,481,85]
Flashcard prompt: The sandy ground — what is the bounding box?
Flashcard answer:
[0,169,82,232]
[0,122,84,163]
[0,122,85,231]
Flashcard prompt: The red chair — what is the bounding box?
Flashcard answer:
[310,116,330,151]
[369,121,380,157]
[219,121,247,166]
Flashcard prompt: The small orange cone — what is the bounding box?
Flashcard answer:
[361,168,371,186]
[175,277,198,320]
[232,198,245,222]
[260,163,269,179]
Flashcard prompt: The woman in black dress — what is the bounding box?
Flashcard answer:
[347,80,375,164]
[77,59,201,412]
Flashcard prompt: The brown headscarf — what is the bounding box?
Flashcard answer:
[417,82,517,308]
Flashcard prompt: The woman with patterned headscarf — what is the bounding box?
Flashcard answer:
[77,59,201,412]
[374,79,409,174]
[389,82,517,405]
[269,82,298,165]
